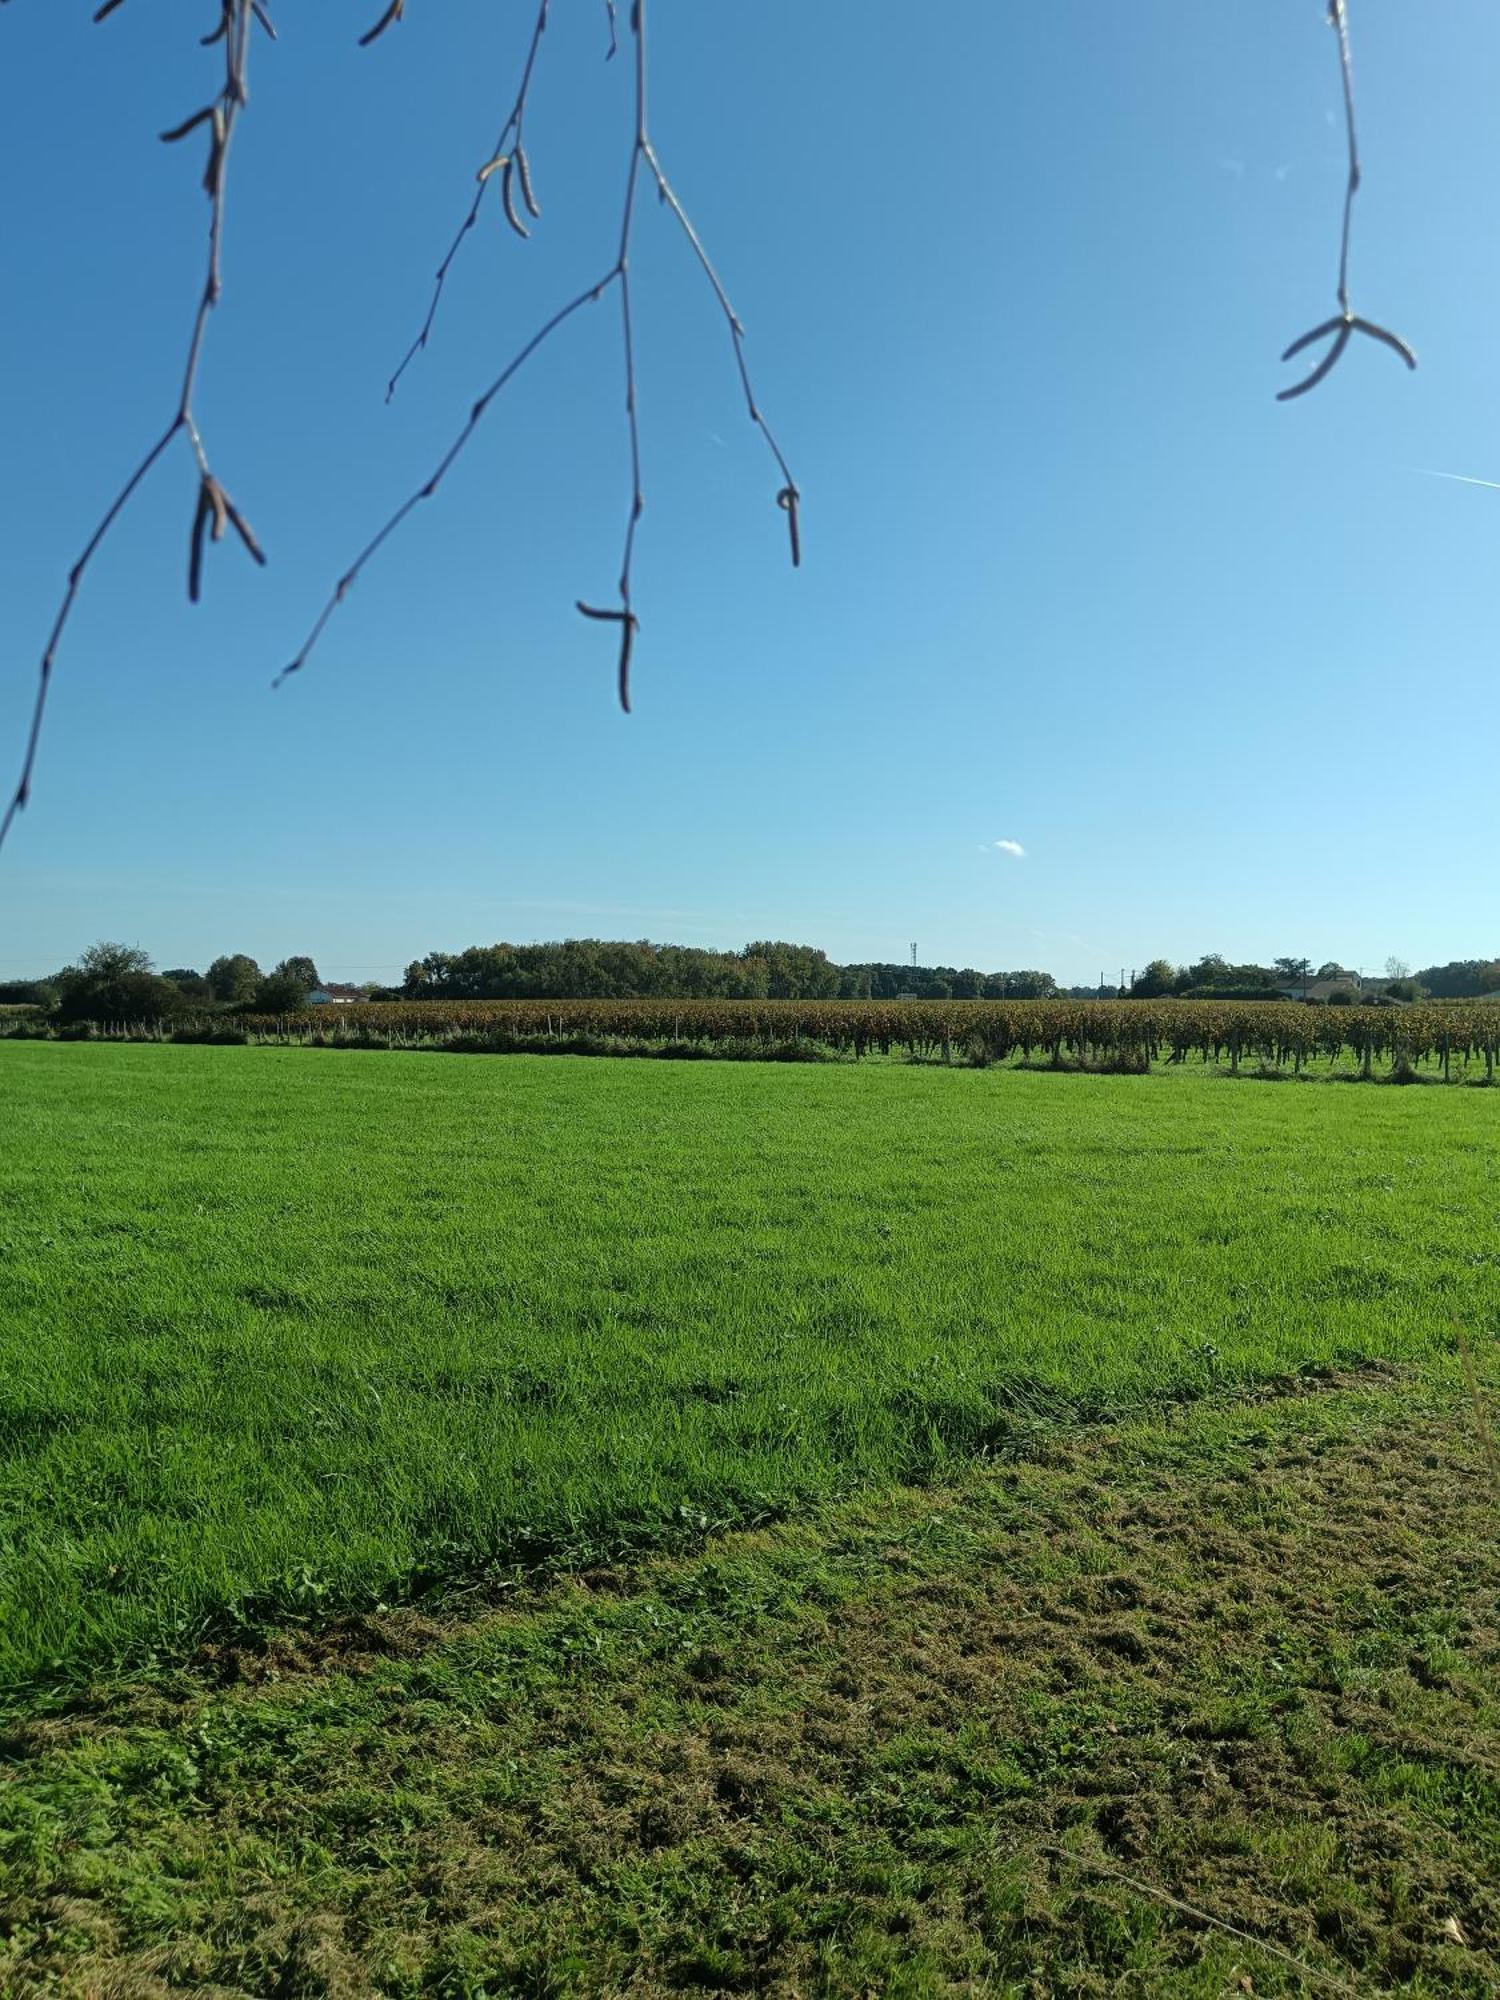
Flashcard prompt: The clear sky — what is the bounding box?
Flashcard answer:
[2,2,1497,986]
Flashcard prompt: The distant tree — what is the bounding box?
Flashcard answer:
[404,953,454,994]
[840,964,909,1000]
[735,954,772,999]
[1414,958,1500,999]
[0,979,57,1008]
[77,940,152,980]
[1384,978,1420,1002]
[1316,961,1349,982]
[1274,956,1313,993]
[205,953,262,1004]
[252,970,312,1013]
[1384,956,1411,981]
[55,952,186,1024]
[1131,959,1177,998]
[277,956,321,991]
[741,942,839,1000]
[1176,954,1278,998]
[162,967,210,1001]
[1169,953,1272,996]
[986,969,1058,1000]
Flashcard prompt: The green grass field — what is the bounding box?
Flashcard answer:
[2,1041,1497,1702]
[5,1374,1499,1995]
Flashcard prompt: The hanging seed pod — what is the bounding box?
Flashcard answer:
[516,146,541,220]
[160,104,217,144]
[576,602,638,712]
[188,482,212,604]
[500,157,530,240]
[206,477,229,542]
[776,485,802,568]
[358,0,404,48]
[224,496,267,566]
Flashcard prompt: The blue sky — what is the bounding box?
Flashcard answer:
[2,2,1497,985]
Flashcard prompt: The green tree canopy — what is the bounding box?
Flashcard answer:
[55,943,186,1025]
[253,970,314,1013]
[77,941,152,980]
[205,954,262,1005]
[1131,959,1177,998]
[276,957,321,991]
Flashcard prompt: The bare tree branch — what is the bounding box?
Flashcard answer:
[641,142,800,566]
[275,281,610,693]
[1277,0,1415,401]
[605,5,650,712]
[284,0,800,715]
[386,0,553,403]
[0,0,267,855]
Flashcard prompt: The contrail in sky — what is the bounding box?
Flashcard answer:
[1416,467,1500,492]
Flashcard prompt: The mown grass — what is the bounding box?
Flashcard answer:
[1,1042,1497,1702]
[3,1373,1497,1996]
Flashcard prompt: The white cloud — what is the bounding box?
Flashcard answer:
[992,838,1025,859]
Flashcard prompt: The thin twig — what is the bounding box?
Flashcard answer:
[610,5,649,708]
[1277,0,1415,401]
[386,0,553,403]
[276,283,612,689]
[1331,0,1359,315]
[1047,1848,1366,1998]
[288,0,799,714]
[1,0,266,854]
[641,139,800,565]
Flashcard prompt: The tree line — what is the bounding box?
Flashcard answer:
[0,945,331,1025]
[3,940,1498,1023]
[1127,954,1500,1003]
[401,941,1060,1004]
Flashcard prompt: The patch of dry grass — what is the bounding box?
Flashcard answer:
[4,1371,1497,1996]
